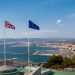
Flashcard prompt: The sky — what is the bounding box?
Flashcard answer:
[0,0,75,38]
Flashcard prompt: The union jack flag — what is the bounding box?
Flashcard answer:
[5,21,15,30]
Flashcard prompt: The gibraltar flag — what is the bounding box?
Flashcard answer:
[5,21,15,30]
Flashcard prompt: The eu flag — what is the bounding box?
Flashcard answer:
[29,20,40,30]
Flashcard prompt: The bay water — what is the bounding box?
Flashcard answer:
[0,44,58,62]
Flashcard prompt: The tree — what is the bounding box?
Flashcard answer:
[43,55,63,68]
[63,57,72,67]
[48,55,63,65]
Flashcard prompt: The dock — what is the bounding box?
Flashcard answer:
[33,50,60,56]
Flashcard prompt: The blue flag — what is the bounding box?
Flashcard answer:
[29,20,40,30]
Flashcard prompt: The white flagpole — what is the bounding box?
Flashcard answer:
[28,28,30,66]
[4,26,6,66]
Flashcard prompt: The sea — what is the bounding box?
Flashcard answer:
[0,44,58,62]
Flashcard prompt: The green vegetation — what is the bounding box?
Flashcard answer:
[42,55,75,70]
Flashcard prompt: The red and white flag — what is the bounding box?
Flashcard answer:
[5,21,15,30]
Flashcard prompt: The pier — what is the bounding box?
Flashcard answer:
[33,50,60,56]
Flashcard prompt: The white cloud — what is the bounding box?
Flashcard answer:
[56,19,61,24]
[69,13,75,18]
[19,30,59,38]
[20,30,59,34]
